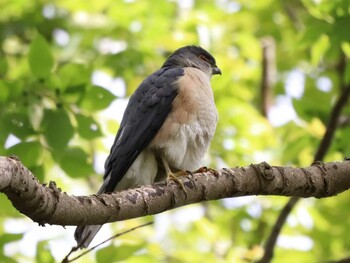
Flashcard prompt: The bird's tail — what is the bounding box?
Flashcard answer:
[74,224,103,248]
[74,175,111,248]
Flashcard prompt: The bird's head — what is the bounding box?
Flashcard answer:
[162,45,221,78]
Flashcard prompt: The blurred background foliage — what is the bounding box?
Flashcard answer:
[0,0,349,262]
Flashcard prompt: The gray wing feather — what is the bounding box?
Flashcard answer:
[74,67,184,248]
[102,66,184,193]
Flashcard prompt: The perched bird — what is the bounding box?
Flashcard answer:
[74,45,221,248]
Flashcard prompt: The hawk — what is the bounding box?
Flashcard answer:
[75,45,221,248]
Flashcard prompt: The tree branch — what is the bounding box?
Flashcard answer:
[0,156,349,226]
[314,84,350,161]
[259,63,350,263]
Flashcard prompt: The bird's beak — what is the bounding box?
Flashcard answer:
[212,66,222,75]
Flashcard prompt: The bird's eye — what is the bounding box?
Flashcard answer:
[199,54,209,62]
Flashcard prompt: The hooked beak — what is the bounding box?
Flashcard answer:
[212,66,222,75]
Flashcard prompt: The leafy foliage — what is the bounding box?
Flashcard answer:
[0,0,349,262]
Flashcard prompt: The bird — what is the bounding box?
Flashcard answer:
[74,45,221,248]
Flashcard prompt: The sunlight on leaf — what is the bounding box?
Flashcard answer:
[28,34,54,79]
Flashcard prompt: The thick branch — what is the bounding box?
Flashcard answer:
[0,156,349,226]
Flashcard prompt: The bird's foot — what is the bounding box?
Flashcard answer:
[167,171,188,195]
[193,166,220,177]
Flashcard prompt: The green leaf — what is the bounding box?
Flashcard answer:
[0,233,23,248]
[35,240,55,263]
[0,255,18,263]
[58,63,91,89]
[96,244,144,263]
[343,61,350,85]
[2,81,23,101]
[292,79,332,122]
[0,57,8,76]
[310,34,329,66]
[331,16,350,43]
[80,86,116,111]
[76,113,103,139]
[28,34,54,79]
[27,101,44,131]
[59,147,94,177]
[0,197,22,217]
[1,112,34,140]
[6,141,42,167]
[30,165,45,183]
[341,42,350,58]
[42,109,74,153]
[0,80,10,103]
[62,84,86,104]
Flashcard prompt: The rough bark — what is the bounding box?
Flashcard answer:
[0,156,349,226]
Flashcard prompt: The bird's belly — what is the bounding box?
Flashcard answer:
[165,124,210,171]
[114,149,157,191]
[151,104,218,171]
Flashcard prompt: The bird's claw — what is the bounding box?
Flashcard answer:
[194,166,220,177]
[167,172,188,196]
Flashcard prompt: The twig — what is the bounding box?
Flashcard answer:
[327,256,350,263]
[260,37,276,117]
[61,221,153,263]
[258,196,299,263]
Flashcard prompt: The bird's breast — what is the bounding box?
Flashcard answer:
[149,67,218,171]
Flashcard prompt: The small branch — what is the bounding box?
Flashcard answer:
[0,156,349,226]
[62,222,153,263]
[327,257,350,263]
[258,196,299,263]
[260,37,276,117]
[314,84,350,161]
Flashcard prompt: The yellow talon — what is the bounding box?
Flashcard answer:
[161,157,188,194]
[168,172,187,192]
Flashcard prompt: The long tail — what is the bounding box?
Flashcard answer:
[74,152,155,248]
[74,177,110,248]
[74,225,103,248]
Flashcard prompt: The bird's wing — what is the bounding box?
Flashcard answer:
[101,67,184,193]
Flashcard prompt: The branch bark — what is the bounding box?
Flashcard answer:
[0,156,349,226]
